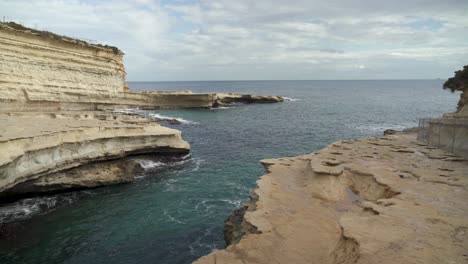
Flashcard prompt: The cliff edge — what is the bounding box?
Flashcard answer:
[0,22,282,199]
[0,112,190,198]
[195,132,468,264]
[0,22,283,111]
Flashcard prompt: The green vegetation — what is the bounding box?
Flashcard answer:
[443,65,468,93]
[0,21,121,54]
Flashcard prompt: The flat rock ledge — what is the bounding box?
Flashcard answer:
[0,112,190,198]
[195,132,468,264]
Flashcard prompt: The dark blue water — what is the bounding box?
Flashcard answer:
[0,80,458,264]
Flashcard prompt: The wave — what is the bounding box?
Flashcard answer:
[136,160,167,170]
[194,199,241,212]
[163,209,186,225]
[112,108,145,115]
[135,155,203,179]
[210,106,232,110]
[0,193,79,224]
[180,153,192,160]
[353,123,412,133]
[113,109,198,125]
[191,158,203,172]
[283,97,301,102]
[188,226,219,256]
[149,113,198,125]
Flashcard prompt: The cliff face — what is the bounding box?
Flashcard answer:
[195,133,468,264]
[0,23,284,200]
[457,89,468,117]
[0,24,283,111]
[0,23,127,111]
[0,112,190,197]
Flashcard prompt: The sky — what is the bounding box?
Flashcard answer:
[1,0,467,81]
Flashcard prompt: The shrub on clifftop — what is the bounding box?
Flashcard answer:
[443,65,468,112]
[443,65,468,93]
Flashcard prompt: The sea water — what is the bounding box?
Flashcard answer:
[0,80,458,264]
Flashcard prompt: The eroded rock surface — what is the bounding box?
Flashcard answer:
[0,112,190,197]
[0,23,283,112]
[213,93,284,107]
[195,132,468,264]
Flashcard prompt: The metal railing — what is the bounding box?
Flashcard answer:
[418,117,468,158]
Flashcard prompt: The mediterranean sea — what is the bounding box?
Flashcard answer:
[0,80,458,264]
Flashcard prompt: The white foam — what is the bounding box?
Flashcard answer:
[191,158,203,172]
[283,97,301,102]
[149,113,198,125]
[195,199,241,212]
[137,160,166,170]
[354,123,412,133]
[113,109,197,125]
[163,210,186,224]
[180,153,192,160]
[112,108,143,115]
[0,194,78,223]
[210,106,232,110]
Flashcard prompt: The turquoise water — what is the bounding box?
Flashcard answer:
[0,80,459,264]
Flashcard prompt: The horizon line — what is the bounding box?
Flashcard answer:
[127,78,445,83]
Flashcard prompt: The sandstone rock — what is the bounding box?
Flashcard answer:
[213,93,284,107]
[312,164,343,176]
[383,129,397,135]
[0,112,190,197]
[0,24,283,112]
[194,132,468,264]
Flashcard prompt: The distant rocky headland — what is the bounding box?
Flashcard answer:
[0,22,283,200]
[0,22,282,112]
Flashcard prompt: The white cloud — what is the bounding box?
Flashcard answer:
[1,0,467,80]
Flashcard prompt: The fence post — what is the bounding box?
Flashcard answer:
[451,124,456,153]
[438,122,441,147]
[426,120,431,145]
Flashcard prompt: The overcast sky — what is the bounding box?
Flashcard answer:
[1,0,467,81]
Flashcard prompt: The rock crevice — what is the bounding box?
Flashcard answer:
[195,132,468,264]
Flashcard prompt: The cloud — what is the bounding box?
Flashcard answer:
[1,0,467,80]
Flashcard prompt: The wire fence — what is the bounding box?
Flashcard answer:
[418,117,468,158]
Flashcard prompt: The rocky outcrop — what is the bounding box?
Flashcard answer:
[456,89,468,117]
[0,112,190,198]
[0,23,283,112]
[1,157,142,199]
[195,132,468,264]
[0,22,126,110]
[213,93,284,108]
[0,22,283,201]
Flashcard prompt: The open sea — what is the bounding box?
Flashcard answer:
[0,80,459,264]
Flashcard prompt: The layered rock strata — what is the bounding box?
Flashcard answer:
[456,89,468,117]
[195,132,468,264]
[212,93,284,108]
[0,23,283,112]
[0,22,282,201]
[0,112,190,198]
[0,22,126,109]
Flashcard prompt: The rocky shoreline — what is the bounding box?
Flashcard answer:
[195,131,468,264]
[0,111,191,199]
[0,21,284,203]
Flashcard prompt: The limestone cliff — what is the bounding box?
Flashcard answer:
[0,112,190,197]
[0,22,126,110]
[0,23,283,111]
[0,22,284,200]
[195,132,468,264]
